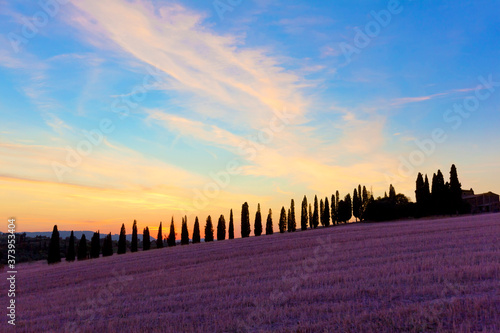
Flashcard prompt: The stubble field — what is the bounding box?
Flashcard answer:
[3,213,499,332]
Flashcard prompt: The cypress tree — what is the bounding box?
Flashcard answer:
[313,195,319,228]
[167,217,176,247]
[289,199,296,232]
[308,203,313,229]
[228,209,234,239]
[254,204,262,236]
[335,190,340,223]
[266,209,273,235]
[192,217,201,244]
[66,230,76,262]
[358,184,362,216]
[131,220,138,252]
[287,208,291,232]
[205,216,214,242]
[362,186,369,220]
[117,223,126,254]
[353,188,360,222]
[156,222,163,249]
[90,231,100,258]
[301,196,308,230]
[324,197,330,227]
[345,194,352,223]
[77,234,87,260]
[279,206,287,233]
[449,164,463,214]
[103,233,113,256]
[319,199,324,227]
[389,184,396,202]
[217,215,226,241]
[143,227,151,251]
[241,202,250,238]
[47,225,61,264]
[181,216,189,245]
[331,194,336,225]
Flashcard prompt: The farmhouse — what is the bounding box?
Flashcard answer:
[462,189,500,213]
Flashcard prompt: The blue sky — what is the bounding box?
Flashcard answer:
[1,0,499,233]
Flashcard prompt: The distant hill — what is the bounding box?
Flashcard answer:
[22,231,156,241]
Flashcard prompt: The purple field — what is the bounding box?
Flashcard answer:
[4,214,500,332]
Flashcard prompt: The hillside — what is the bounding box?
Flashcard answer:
[5,214,500,332]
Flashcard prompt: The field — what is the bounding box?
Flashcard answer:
[3,214,500,332]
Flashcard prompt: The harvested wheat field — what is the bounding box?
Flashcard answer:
[5,213,500,332]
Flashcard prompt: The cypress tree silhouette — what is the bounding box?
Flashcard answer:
[358,184,362,218]
[47,225,61,264]
[167,218,176,247]
[287,208,291,232]
[228,209,234,239]
[289,199,296,232]
[241,202,250,238]
[331,194,336,225]
[308,203,313,229]
[449,164,463,214]
[205,216,214,242]
[217,215,226,241]
[181,216,189,245]
[117,223,126,254]
[90,231,100,258]
[432,170,447,214]
[77,234,87,260]
[324,197,330,227]
[266,209,273,235]
[345,194,352,223]
[254,204,262,236]
[143,227,151,251]
[320,199,324,227]
[66,230,76,262]
[353,188,360,222]
[389,184,396,202]
[192,217,201,244]
[279,206,287,233]
[313,195,319,228]
[156,222,163,249]
[102,233,113,256]
[131,220,138,252]
[301,196,308,230]
[335,190,340,224]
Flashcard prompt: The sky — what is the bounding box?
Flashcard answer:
[1,0,499,235]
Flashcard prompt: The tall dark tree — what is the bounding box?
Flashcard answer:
[66,230,76,262]
[353,188,360,222]
[117,223,127,254]
[279,207,287,233]
[319,199,325,227]
[335,190,340,224]
[192,217,201,244]
[331,194,336,225]
[432,170,447,214]
[254,204,262,236]
[266,209,273,235]
[312,195,319,228]
[241,202,251,238]
[90,231,100,258]
[47,225,61,264]
[143,227,151,251]
[181,216,189,245]
[358,184,362,217]
[308,203,313,229]
[205,216,214,242]
[389,184,396,202]
[345,194,352,222]
[324,197,330,227]
[289,199,296,232]
[338,194,352,223]
[415,173,425,206]
[287,208,291,232]
[217,215,226,241]
[102,233,113,256]
[131,220,138,252]
[77,234,87,260]
[449,164,463,214]
[167,218,176,247]
[156,222,164,249]
[228,209,234,240]
[301,196,308,230]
